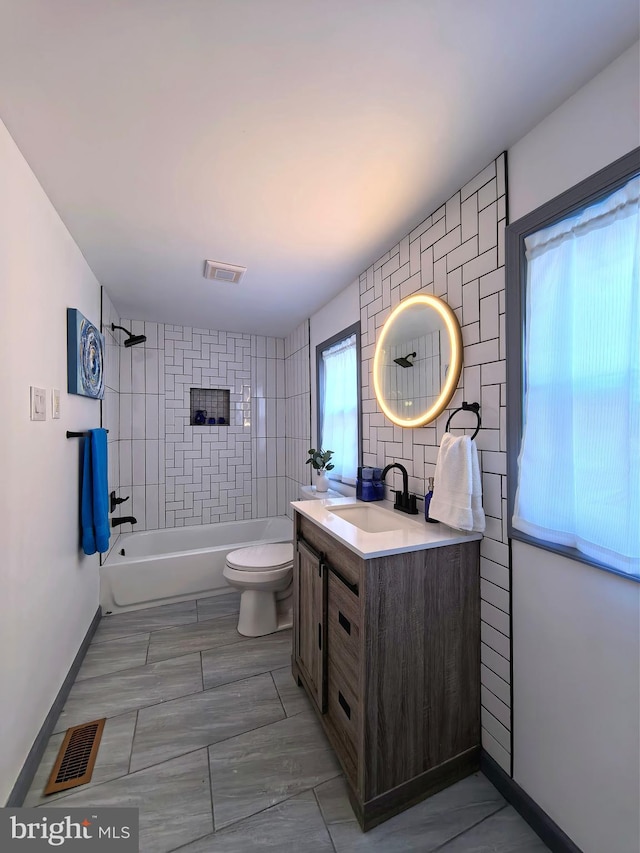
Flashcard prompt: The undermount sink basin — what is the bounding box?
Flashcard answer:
[327,503,413,533]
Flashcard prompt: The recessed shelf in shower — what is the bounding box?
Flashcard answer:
[190,387,230,426]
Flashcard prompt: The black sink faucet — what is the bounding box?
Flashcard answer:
[112,517,137,527]
[381,463,420,515]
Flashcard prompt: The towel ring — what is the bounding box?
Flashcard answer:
[445,402,481,440]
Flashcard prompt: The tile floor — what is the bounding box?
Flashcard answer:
[26,594,550,852]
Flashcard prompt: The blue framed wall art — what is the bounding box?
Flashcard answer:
[67,308,105,399]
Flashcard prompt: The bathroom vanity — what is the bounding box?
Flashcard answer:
[291,497,482,831]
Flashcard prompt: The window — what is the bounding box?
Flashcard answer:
[506,148,640,580]
[317,323,361,485]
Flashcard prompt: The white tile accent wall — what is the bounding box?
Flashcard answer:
[359,154,511,774]
[105,318,288,531]
[163,325,252,527]
[251,335,287,518]
[284,320,311,515]
[100,289,121,555]
[117,319,166,532]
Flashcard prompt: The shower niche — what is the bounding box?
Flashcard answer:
[190,387,230,426]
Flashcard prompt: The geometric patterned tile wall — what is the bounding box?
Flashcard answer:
[163,325,252,527]
[284,319,312,516]
[358,153,512,774]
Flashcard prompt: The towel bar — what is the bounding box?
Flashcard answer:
[66,430,109,438]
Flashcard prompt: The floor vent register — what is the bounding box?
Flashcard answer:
[44,718,106,795]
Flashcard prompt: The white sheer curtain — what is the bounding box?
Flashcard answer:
[321,334,358,483]
[513,175,640,576]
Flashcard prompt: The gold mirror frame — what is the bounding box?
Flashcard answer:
[373,294,463,428]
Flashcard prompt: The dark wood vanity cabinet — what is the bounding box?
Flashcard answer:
[292,510,481,831]
[294,537,327,711]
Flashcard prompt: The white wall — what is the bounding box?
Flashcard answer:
[509,43,640,221]
[508,42,640,853]
[0,119,102,803]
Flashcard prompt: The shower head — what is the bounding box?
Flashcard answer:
[112,323,147,347]
[124,334,147,348]
[393,352,416,368]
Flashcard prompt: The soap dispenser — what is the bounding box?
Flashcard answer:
[425,476,438,523]
[357,467,374,500]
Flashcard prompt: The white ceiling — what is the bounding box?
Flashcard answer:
[1,1,638,337]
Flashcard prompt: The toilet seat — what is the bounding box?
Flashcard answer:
[223,542,294,637]
[226,543,293,572]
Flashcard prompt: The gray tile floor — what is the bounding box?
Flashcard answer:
[26,594,550,852]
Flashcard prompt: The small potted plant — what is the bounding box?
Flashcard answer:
[306,448,334,493]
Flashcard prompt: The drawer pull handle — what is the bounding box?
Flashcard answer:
[338,611,351,634]
[338,691,351,719]
[327,563,359,596]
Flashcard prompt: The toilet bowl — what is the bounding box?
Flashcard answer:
[223,542,294,637]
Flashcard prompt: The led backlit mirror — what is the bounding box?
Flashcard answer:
[373,294,463,427]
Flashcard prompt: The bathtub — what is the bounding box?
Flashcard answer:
[100,516,293,614]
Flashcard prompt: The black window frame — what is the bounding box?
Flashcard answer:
[316,321,362,483]
[505,146,640,583]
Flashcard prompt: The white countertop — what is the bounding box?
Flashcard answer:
[291,496,482,559]
[299,484,344,500]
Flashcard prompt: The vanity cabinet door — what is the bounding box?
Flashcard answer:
[294,537,327,712]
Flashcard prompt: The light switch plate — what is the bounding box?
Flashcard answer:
[30,386,46,421]
[52,388,61,419]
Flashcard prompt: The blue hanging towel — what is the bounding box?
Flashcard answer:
[81,428,110,555]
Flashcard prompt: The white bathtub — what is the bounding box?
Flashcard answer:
[100,516,293,614]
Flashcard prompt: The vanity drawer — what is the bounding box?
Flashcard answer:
[298,515,361,590]
[327,570,360,689]
[326,659,359,787]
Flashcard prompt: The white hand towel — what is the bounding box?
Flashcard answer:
[429,433,486,533]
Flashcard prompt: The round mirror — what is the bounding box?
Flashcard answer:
[373,294,463,427]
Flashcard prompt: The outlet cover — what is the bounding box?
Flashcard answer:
[30,386,46,421]
[52,388,61,419]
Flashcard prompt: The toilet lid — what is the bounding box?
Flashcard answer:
[226,542,294,572]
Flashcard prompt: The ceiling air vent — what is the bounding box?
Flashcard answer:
[203,260,246,284]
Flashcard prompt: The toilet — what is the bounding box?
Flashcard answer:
[223,542,294,637]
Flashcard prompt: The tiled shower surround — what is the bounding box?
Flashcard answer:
[102,316,311,534]
[358,154,511,775]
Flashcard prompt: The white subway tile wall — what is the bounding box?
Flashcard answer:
[100,290,122,554]
[284,320,311,514]
[251,334,287,518]
[359,153,511,774]
[104,318,290,531]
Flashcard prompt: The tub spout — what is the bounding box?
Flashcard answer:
[112,516,137,527]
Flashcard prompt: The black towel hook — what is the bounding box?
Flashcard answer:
[445,402,481,440]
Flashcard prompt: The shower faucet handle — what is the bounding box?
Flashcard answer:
[110,491,130,514]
